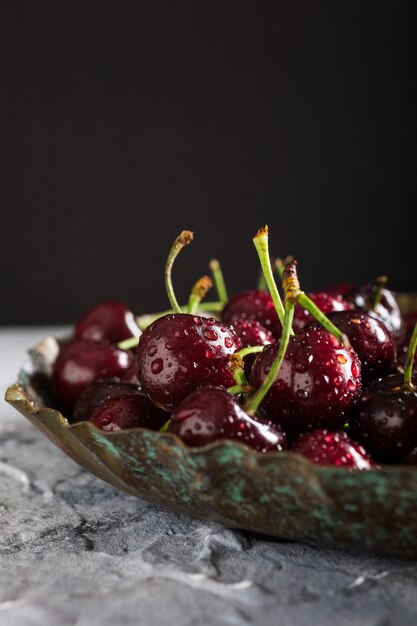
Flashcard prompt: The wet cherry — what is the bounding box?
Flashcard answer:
[230,319,274,375]
[292,292,351,332]
[53,338,136,408]
[250,327,362,440]
[74,300,141,344]
[91,392,167,432]
[72,379,142,423]
[136,313,241,412]
[315,310,396,384]
[169,386,287,452]
[222,290,281,337]
[292,429,373,469]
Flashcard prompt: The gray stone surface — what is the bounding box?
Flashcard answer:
[1,328,417,626]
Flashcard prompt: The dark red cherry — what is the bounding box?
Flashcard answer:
[72,379,141,423]
[251,327,362,439]
[53,339,135,408]
[320,283,354,298]
[230,319,274,375]
[91,392,167,432]
[292,429,373,469]
[398,312,417,369]
[403,447,417,465]
[292,292,351,333]
[74,300,141,344]
[319,310,396,384]
[137,313,241,412]
[222,290,281,337]
[349,374,417,463]
[346,283,405,345]
[169,386,287,452]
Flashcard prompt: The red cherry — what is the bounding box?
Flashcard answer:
[349,374,417,463]
[292,292,351,333]
[250,327,362,439]
[169,386,287,452]
[53,338,135,408]
[74,301,141,344]
[222,290,281,337]
[72,379,142,423]
[230,319,274,375]
[313,310,396,384]
[91,392,167,432]
[292,429,373,469]
[320,283,354,298]
[398,312,417,369]
[136,314,241,412]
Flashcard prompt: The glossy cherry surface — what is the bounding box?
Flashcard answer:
[53,339,135,408]
[322,310,396,383]
[346,283,405,344]
[72,379,141,423]
[292,292,351,332]
[222,290,281,337]
[251,327,362,439]
[230,319,275,374]
[91,392,167,432]
[137,314,241,412]
[74,300,141,344]
[398,312,417,368]
[169,386,287,452]
[292,429,373,469]
[349,374,417,463]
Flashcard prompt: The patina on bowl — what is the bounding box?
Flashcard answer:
[5,295,417,558]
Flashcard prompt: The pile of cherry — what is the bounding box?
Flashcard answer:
[51,228,417,469]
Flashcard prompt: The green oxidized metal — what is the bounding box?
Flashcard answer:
[5,294,417,558]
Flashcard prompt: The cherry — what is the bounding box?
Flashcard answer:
[251,328,362,439]
[222,290,281,337]
[136,314,241,412]
[53,338,135,408]
[317,310,396,384]
[91,392,167,432]
[403,447,417,465]
[320,282,354,298]
[346,279,405,345]
[169,386,287,452]
[72,379,141,423]
[349,324,417,463]
[398,311,417,368]
[230,319,274,375]
[74,301,141,344]
[292,429,373,469]
[292,292,351,333]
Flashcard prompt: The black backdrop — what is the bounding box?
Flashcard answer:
[2,2,416,325]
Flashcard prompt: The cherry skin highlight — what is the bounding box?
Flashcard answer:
[91,392,167,432]
[250,327,362,439]
[222,290,281,337]
[292,292,351,333]
[314,310,396,384]
[292,429,373,469]
[169,386,287,452]
[72,379,142,423]
[74,300,141,344]
[349,374,417,463]
[136,314,241,412]
[53,339,135,408]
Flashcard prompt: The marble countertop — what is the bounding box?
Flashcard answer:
[1,328,417,626]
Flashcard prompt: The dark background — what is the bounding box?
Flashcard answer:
[2,2,416,325]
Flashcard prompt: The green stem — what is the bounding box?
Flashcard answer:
[118,336,140,350]
[165,230,194,313]
[296,292,350,349]
[244,300,294,416]
[370,276,387,310]
[257,269,267,290]
[275,258,284,280]
[403,322,417,391]
[188,276,213,315]
[160,419,172,432]
[210,259,228,305]
[235,345,265,359]
[228,384,253,395]
[253,227,285,328]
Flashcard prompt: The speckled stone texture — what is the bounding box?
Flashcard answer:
[1,329,417,626]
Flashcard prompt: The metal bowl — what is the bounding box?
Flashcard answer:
[5,296,417,558]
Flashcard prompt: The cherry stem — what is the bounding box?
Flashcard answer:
[188,275,213,315]
[297,292,350,349]
[275,258,284,280]
[257,269,267,290]
[244,299,295,416]
[253,227,285,327]
[118,336,140,350]
[370,275,387,310]
[235,345,265,359]
[160,419,171,432]
[403,322,417,391]
[210,259,228,305]
[165,230,194,313]
[230,354,251,401]
[228,384,254,395]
